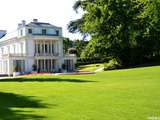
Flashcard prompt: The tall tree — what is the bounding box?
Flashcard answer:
[63,37,73,53]
[73,39,89,57]
[63,37,88,57]
[68,0,160,66]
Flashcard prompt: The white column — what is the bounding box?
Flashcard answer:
[59,40,63,57]
[43,59,45,71]
[49,42,51,54]
[40,42,42,55]
[40,60,42,70]
[7,59,11,76]
[34,41,36,55]
[53,41,55,55]
[47,42,49,55]
[50,41,52,55]
[43,41,45,55]
[39,60,42,71]
[54,41,56,55]
[57,41,59,56]
[51,59,53,72]
[0,61,1,73]
[36,41,38,54]
[36,59,38,71]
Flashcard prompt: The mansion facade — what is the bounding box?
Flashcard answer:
[0,19,76,75]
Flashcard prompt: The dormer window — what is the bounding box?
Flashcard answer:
[28,29,32,34]
[42,29,46,35]
[56,30,59,36]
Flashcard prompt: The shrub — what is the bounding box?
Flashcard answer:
[77,57,103,65]
[104,58,121,70]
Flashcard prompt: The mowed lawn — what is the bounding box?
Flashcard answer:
[0,66,160,120]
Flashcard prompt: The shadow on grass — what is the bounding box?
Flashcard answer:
[0,77,96,83]
[0,92,49,120]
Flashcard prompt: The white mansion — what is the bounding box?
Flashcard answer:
[0,19,76,75]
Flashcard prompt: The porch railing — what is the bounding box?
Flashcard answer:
[2,53,26,57]
[34,53,59,56]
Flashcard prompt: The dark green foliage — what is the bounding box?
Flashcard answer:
[104,58,122,70]
[74,39,89,57]
[77,57,104,65]
[63,37,73,53]
[63,37,88,57]
[69,0,160,67]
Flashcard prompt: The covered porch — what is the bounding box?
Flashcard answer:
[34,59,57,73]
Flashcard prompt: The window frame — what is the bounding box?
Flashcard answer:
[28,29,32,34]
[42,29,47,35]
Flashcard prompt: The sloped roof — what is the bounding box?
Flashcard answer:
[0,30,17,41]
[26,22,60,28]
[0,30,6,39]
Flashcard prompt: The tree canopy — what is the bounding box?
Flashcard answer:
[68,0,160,66]
[63,37,88,57]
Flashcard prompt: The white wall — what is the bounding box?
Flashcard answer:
[0,40,26,55]
[25,58,34,72]
[26,38,34,56]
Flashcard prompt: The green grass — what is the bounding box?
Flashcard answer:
[0,66,160,120]
[79,63,104,72]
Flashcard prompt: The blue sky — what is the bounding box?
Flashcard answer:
[0,0,82,40]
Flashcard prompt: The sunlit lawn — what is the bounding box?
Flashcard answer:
[78,63,104,72]
[0,66,160,120]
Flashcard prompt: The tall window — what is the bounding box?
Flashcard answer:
[13,60,25,72]
[42,29,46,35]
[38,44,40,53]
[45,44,48,53]
[42,44,44,53]
[49,43,51,54]
[35,43,36,54]
[1,48,4,54]
[28,29,32,34]
[7,46,10,54]
[13,45,16,54]
[21,43,23,54]
[20,30,23,36]
[52,44,54,54]
[56,30,59,36]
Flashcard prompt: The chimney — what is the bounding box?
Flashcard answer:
[22,20,26,26]
[33,19,38,22]
[18,23,22,27]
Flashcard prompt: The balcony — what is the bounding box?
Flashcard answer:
[32,33,59,36]
[1,53,26,58]
[34,53,59,57]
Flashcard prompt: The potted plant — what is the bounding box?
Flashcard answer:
[32,64,37,73]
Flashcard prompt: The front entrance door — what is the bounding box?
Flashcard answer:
[35,59,55,72]
[64,59,74,72]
